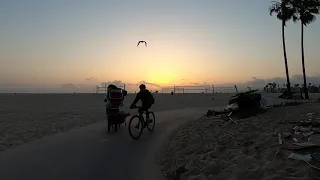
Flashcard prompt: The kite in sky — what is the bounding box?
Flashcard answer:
[137,41,147,47]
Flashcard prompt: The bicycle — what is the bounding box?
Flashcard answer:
[128,106,155,140]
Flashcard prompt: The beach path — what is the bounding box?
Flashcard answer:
[0,107,210,180]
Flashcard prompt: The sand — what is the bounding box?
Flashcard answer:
[158,98,320,180]
[0,92,226,151]
[0,92,319,153]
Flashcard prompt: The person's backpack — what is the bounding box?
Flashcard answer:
[106,88,124,109]
[148,91,155,105]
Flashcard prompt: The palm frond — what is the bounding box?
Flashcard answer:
[269,0,295,23]
[269,2,281,15]
[302,13,316,25]
[291,0,320,25]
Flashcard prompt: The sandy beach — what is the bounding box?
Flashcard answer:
[1,92,319,154]
[158,96,320,180]
[0,92,221,151]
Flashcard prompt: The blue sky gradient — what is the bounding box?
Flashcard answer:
[0,0,319,92]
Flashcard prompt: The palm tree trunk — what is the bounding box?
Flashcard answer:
[301,22,309,99]
[282,20,292,98]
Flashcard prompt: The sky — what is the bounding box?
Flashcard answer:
[0,0,319,93]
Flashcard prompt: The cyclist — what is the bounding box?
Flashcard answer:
[130,84,155,122]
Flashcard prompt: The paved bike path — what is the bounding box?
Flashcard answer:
[0,107,210,180]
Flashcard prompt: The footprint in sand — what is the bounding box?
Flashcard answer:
[204,161,222,175]
[215,144,227,152]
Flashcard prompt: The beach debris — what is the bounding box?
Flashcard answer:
[225,103,236,111]
[311,128,320,134]
[310,134,320,145]
[293,142,318,149]
[175,165,188,178]
[206,110,215,116]
[288,153,312,162]
[294,142,318,147]
[307,112,316,116]
[220,111,237,124]
[228,89,261,109]
[229,116,237,124]
[297,121,320,127]
[209,89,267,121]
[292,124,315,142]
[288,141,319,150]
[282,132,292,138]
[278,90,304,100]
[293,126,312,132]
[312,153,320,162]
[272,101,304,107]
[278,133,283,145]
[293,137,299,142]
[303,160,320,171]
[303,131,314,137]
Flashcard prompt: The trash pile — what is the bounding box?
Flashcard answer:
[206,89,267,122]
[228,89,262,110]
[277,112,320,170]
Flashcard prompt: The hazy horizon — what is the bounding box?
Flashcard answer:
[1,0,320,93]
[0,74,319,93]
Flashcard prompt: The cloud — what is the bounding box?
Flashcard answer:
[98,80,126,88]
[191,82,200,85]
[245,74,320,87]
[137,80,161,87]
[61,83,78,90]
[95,80,161,93]
[60,83,96,93]
[246,77,266,86]
[1,74,319,93]
[85,77,98,81]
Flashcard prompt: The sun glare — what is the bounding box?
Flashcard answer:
[147,68,180,86]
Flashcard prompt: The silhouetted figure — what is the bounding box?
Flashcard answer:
[137,41,147,47]
[130,84,155,117]
[104,84,125,132]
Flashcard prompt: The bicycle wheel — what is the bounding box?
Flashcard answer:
[128,115,143,140]
[146,112,156,132]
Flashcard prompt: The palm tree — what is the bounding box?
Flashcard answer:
[272,82,277,92]
[269,0,295,98]
[291,0,320,99]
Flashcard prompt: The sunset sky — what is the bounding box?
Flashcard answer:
[0,0,319,92]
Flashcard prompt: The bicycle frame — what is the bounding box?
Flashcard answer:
[128,106,155,140]
[138,111,150,126]
[132,106,149,126]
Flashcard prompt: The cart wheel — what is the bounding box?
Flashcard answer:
[108,120,111,133]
